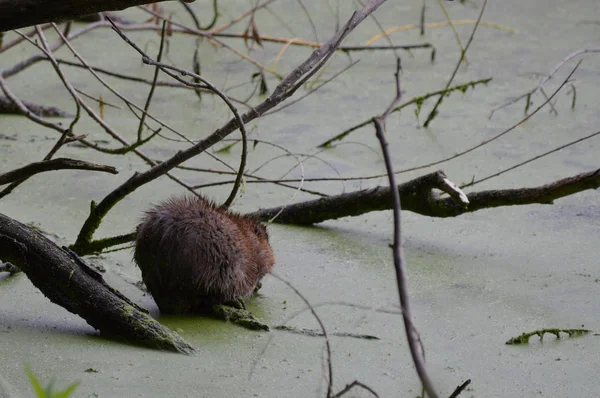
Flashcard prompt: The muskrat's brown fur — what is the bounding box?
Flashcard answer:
[134,196,275,314]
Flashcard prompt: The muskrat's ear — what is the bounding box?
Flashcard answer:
[254,223,269,240]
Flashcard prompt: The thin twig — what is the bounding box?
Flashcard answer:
[270,272,333,398]
[36,26,83,160]
[263,60,359,116]
[135,58,249,208]
[50,24,202,196]
[138,6,281,78]
[318,77,491,147]
[71,0,389,254]
[332,381,380,398]
[372,59,438,397]
[448,379,472,398]
[321,63,578,181]
[358,0,401,59]
[211,0,277,34]
[136,21,167,141]
[296,0,319,42]
[463,129,600,188]
[436,0,466,63]
[532,48,600,104]
[423,0,487,127]
[180,0,218,30]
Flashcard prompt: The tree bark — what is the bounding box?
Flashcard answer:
[0,96,71,117]
[0,0,189,32]
[72,169,600,255]
[251,169,600,224]
[0,212,195,354]
[0,158,117,186]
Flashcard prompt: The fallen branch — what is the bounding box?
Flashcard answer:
[74,168,600,254]
[251,169,600,224]
[0,96,71,117]
[0,158,117,186]
[0,212,194,354]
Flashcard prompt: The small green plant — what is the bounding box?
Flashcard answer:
[26,367,79,398]
[506,328,590,345]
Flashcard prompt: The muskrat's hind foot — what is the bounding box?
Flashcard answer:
[212,304,269,331]
[223,297,247,310]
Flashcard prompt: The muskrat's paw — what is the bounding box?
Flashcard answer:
[253,281,263,294]
[212,304,269,331]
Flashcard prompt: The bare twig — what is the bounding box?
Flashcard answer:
[332,381,380,398]
[1,21,107,79]
[270,272,333,398]
[532,48,600,104]
[0,24,52,53]
[423,0,487,127]
[211,0,277,34]
[136,60,248,208]
[366,20,515,46]
[36,26,83,160]
[463,129,600,188]
[317,77,491,147]
[49,25,200,195]
[435,0,466,62]
[136,21,166,142]
[263,60,360,117]
[102,16,249,208]
[448,379,472,398]
[138,6,281,77]
[296,0,319,42]
[180,0,218,30]
[373,59,439,397]
[71,0,389,253]
[358,0,400,59]
[321,62,578,180]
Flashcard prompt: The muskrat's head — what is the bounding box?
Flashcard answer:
[234,214,275,277]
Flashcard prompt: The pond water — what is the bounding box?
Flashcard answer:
[1,0,599,397]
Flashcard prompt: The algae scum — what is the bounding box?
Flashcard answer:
[1,0,600,397]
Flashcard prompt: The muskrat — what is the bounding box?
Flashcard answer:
[134,195,275,314]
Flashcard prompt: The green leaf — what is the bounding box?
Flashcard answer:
[26,367,46,398]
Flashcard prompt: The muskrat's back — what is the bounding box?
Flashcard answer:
[134,196,275,314]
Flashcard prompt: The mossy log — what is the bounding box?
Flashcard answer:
[0,212,194,354]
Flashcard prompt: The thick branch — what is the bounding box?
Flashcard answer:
[0,158,117,186]
[76,169,599,254]
[251,169,600,224]
[0,213,194,353]
[0,96,71,117]
[0,0,186,31]
[455,169,600,216]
